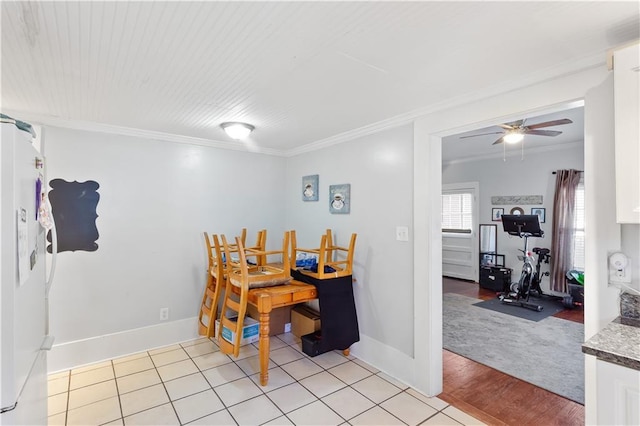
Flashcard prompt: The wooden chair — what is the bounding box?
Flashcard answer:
[222,229,268,266]
[198,228,265,337]
[218,232,292,357]
[290,229,357,279]
[247,229,268,266]
[198,233,226,338]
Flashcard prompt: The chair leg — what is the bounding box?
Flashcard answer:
[198,271,224,338]
[197,271,214,336]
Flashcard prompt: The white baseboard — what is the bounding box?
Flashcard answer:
[48,317,200,373]
[350,333,421,392]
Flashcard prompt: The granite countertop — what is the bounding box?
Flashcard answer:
[582,317,640,371]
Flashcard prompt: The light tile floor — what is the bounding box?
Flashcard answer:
[47,334,485,426]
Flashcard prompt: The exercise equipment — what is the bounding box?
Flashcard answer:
[499,214,550,312]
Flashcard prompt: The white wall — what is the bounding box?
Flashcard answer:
[583,75,623,338]
[621,224,640,292]
[582,73,623,424]
[285,124,415,358]
[45,126,286,370]
[442,143,584,289]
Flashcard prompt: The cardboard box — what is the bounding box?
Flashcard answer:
[291,305,321,338]
[247,305,292,336]
[215,316,259,346]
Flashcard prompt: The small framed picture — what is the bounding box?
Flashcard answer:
[329,184,350,214]
[531,207,546,223]
[302,174,319,201]
[492,208,504,221]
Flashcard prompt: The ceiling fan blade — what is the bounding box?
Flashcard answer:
[459,131,504,139]
[497,123,516,130]
[492,137,505,145]
[524,129,562,137]
[526,118,573,129]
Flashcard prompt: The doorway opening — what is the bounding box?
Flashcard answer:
[437,106,586,420]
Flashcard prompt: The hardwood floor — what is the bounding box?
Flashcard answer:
[440,351,585,426]
[440,277,585,425]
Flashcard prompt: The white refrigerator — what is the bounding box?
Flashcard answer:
[0,120,54,425]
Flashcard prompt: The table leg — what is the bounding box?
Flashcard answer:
[257,293,272,386]
[343,348,350,356]
[259,311,270,385]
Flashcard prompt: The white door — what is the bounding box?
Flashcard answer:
[442,182,479,281]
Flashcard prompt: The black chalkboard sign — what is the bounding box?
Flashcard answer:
[47,179,100,253]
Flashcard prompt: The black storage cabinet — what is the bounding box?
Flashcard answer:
[479,266,512,292]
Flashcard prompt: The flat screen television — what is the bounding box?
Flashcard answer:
[501,214,543,237]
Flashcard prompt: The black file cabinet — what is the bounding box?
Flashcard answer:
[479,266,512,292]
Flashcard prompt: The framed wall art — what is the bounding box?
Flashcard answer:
[491,195,543,205]
[302,174,319,201]
[329,184,350,214]
[492,208,504,221]
[531,207,546,223]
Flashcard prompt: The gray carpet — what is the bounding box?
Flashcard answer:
[443,293,584,404]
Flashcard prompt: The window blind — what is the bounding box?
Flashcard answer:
[442,193,473,232]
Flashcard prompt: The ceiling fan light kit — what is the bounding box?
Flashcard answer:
[503,131,525,144]
[220,122,255,140]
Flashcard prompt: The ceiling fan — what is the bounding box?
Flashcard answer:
[460,118,573,145]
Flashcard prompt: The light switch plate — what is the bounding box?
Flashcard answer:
[396,226,409,241]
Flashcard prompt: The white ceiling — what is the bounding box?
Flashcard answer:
[1,2,638,155]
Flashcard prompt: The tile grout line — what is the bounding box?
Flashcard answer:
[109,359,124,425]
[181,338,258,425]
[277,340,379,425]
[260,358,339,424]
[64,371,71,426]
[238,334,347,424]
[283,338,402,424]
[181,337,239,425]
[148,347,184,424]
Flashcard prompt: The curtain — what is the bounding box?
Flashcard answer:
[551,169,582,293]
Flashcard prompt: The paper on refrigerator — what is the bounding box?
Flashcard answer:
[17,207,29,285]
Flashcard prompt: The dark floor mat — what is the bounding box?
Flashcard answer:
[473,295,565,321]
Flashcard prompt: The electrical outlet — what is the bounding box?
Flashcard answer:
[160,307,169,321]
[284,323,291,333]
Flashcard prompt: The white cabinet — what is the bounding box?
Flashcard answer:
[613,42,640,224]
[596,359,640,426]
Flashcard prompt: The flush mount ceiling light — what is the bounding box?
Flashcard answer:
[220,122,254,140]
[503,130,525,144]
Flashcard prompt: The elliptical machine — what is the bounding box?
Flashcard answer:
[499,214,549,312]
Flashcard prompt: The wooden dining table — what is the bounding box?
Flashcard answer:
[246,279,318,386]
